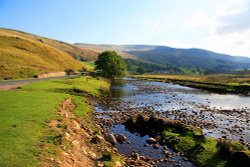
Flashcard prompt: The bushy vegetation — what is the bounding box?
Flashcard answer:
[137,66,146,74]
[95,51,127,79]
[125,59,181,74]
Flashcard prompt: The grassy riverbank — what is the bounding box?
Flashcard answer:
[162,128,249,167]
[133,74,250,95]
[125,114,250,167]
[0,76,116,166]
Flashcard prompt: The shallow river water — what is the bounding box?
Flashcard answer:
[96,78,250,166]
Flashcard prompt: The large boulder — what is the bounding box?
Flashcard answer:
[104,133,117,145]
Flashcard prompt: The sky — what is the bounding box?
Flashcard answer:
[0,0,250,57]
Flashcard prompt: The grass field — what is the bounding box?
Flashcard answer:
[0,91,67,166]
[133,74,250,95]
[21,76,110,97]
[0,76,110,166]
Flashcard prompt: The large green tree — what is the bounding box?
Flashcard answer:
[95,51,127,79]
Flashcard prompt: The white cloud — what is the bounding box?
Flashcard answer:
[200,30,250,56]
[184,13,209,29]
[182,0,250,57]
[212,0,250,34]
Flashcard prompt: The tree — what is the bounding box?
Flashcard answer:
[137,66,146,74]
[95,51,127,79]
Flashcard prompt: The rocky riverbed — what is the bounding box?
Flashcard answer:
[94,78,250,166]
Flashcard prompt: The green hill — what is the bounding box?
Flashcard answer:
[0,28,96,79]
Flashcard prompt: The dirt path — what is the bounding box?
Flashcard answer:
[54,98,95,166]
[40,98,95,167]
[40,98,122,167]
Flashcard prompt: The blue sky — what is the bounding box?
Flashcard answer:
[1,0,250,57]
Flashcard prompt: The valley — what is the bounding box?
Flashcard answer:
[0,28,250,167]
[2,0,250,166]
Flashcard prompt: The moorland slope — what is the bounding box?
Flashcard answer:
[0,28,96,79]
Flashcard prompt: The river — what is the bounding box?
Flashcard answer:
[95,78,250,166]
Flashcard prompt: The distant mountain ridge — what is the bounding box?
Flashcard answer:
[75,43,250,73]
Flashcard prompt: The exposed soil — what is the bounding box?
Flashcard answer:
[0,84,23,90]
[39,98,122,167]
[38,72,66,78]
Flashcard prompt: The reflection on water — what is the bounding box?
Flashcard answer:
[111,90,126,98]
[111,78,138,98]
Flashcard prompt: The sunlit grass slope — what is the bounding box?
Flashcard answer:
[0,28,95,79]
[36,35,98,62]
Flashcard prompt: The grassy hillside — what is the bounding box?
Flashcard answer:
[0,28,95,79]
[39,38,98,62]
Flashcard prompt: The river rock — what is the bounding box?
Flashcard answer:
[153,144,160,149]
[91,135,104,144]
[130,151,140,161]
[163,149,172,158]
[146,137,157,144]
[104,133,117,145]
[116,134,127,143]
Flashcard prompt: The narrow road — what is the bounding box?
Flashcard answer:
[0,75,78,90]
